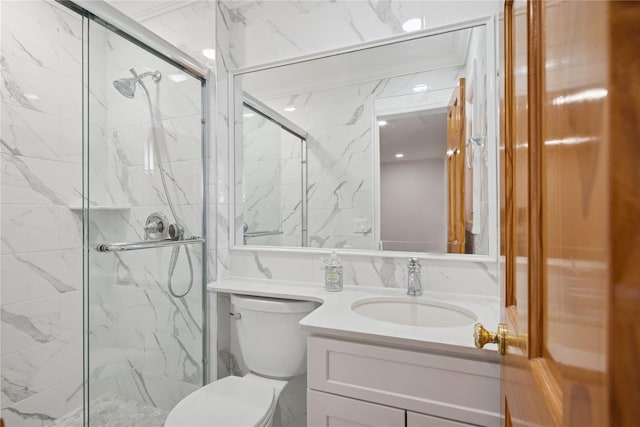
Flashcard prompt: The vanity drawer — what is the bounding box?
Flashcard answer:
[407,411,474,427]
[308,389,405,427]
[307,336,500,426]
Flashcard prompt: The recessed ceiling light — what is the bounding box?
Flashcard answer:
[24,93,39,100]
[243,111,255,118]
[395,153,404,158]
[202,48,216,59]
[283,105,296,112]
[168,73,188,83]
[402,18,422,32]
[378,120,388,126]
[413,83,430,93]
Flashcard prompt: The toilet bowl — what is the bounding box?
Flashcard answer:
[164,295,318,427]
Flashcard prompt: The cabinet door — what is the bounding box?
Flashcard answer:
[407,411,473,427]
[308,390,404,427]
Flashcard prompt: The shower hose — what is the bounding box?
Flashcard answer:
[139,80,194,298]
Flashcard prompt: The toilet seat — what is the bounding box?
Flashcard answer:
[164,376,276,427]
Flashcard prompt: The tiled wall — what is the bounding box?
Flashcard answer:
[1,1,84,423]
[215,0,500,295]
[218,0,499,70]
[1,1,210,423]
[132,1,216,71]
[214,7,500,427]
[86,18,205,412]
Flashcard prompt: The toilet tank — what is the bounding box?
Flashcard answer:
[231,294,318,378]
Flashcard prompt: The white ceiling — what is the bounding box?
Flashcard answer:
[106,1,198,22]
[379,109,448,163]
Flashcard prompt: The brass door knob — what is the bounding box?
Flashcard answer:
[474,322,507,355]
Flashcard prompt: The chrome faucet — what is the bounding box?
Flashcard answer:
[407,258,423,296]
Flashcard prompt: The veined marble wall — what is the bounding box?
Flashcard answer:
[1,1,209,423]
[215,1,499,296]
[216,0,501,287]
[126,1,216,70]
[87,21,204,412]
[215,7,501,422]
[218,0,499,70]
[1,1,84,424]
[213,3,500,427]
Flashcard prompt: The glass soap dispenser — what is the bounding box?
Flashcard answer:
[323,250,343,292]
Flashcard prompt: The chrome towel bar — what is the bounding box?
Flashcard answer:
[96,237,204,253]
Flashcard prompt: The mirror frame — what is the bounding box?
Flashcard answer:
[226,15,499,262]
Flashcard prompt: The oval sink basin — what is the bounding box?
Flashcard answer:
[351,298,477,328]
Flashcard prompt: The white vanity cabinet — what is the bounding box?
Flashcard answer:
[307,336,500,427]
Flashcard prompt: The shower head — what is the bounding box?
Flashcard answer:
[113,68,162,98]
[113,77,137,98]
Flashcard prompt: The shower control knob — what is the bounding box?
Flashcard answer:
[145,212,169,240]
[144,221,162,233]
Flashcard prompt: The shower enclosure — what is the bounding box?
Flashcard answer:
[0,1,207,425]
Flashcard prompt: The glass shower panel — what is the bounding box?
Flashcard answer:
[238,106,304,246]
[0,1,84,424]
[86,19,204,425]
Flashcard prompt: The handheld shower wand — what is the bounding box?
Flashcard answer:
[113,67,194,298]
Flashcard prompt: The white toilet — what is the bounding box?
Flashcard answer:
[164,294,318,427]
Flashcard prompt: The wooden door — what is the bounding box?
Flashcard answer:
[447,79,466,254]
[500,1,640,426]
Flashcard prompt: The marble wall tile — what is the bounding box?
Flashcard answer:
[215,293,232,379]
[1,381,70,426]
[0,293,79,357]
[214,8,500,422]
[219,0,498,70]
[110,285,202,340]
[226,249,498,296]
[1,155,82,206]
[0,54,81,121]
[132,1,216,70]
[1,249,81,306]
[1,105,82,163]
[2,1,211,421]
[207,12,497,427]
[1,335,82,411]
[0,205,82,255]
[276,374,307,427]
[1,1,83,79]
[111,327,203,386]
[230,250,315,282]
[422,258,498,296]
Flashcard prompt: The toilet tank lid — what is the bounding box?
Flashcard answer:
[231,294,318,314]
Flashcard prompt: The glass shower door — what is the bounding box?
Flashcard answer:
[85,18,205,426]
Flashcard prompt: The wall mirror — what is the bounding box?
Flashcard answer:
[232,22,497,258]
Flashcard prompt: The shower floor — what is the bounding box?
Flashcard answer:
[46,392,169,427]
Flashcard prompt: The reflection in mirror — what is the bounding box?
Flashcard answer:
[236,102,307,246]
[377,105,448,253]
[234,25,491,256]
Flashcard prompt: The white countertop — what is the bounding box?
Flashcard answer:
[209,277,500,361]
